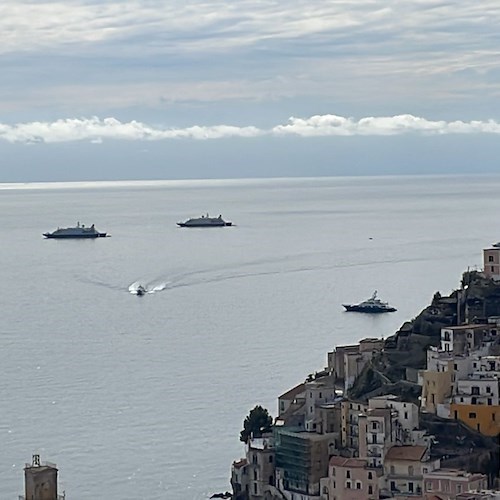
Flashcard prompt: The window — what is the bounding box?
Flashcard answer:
[372,422,377,430]
[457,484,462,493]
[489,255,494,262]
[409,482,414,493]
[471,386,480,395]
[254,470,258,480]
[346,481,351,489]
[469,412,477,419]
[488,398,493,406]
[254,483,257,495]
[319,392,322,398]
[404,411,408,419]
[346,470,351,478]
[356,482,362,489]
[269,455,273,463]
[486,386,491,393]
[454,363,458,370]
[252,454,258,464]
[368,472,373,480]
[444,331,450,341]
[372,434,377,444]
[332,468,336,476]
[390,481,396,491]
[472,397,477,404]
[426,481,432,491]
[492,266,495,272]
[493,413,496,421]
[368,485,373,495]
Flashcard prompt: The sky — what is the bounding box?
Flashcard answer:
[1,0,499,182]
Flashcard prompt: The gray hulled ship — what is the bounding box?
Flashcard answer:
[43,222,108,239]
[177,214,232,227]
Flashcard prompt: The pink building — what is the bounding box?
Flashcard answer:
[483,243,500,281]
[423,468,488,499]
[320,456,382,500]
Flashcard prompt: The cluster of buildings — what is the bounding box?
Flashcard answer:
[231,244,500,500]
[420,322,499,436]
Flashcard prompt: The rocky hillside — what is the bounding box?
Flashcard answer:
[349,270,500,402]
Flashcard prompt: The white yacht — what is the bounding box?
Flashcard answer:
[343,291,397,313]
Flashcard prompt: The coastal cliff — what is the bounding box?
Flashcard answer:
[349,270,500,402]
[230,254,500,500]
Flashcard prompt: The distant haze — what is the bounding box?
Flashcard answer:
[1,1,499,182]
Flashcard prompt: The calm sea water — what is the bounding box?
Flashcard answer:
[1,175,499,499]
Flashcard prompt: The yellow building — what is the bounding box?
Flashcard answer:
[451,403,500,436]
[421,370,452,414]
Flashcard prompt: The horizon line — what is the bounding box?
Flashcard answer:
[1,173,498,191]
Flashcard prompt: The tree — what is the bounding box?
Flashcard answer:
[239,405,273,443]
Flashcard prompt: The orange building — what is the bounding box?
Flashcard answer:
[451,403,499,436]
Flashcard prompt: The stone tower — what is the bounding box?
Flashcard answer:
[24,454,58,500]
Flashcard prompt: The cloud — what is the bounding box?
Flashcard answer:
[1,115,500,144]
[1,1,500,115]
[272,115,500,136]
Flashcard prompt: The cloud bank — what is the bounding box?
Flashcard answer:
[1,1,500,116]
[1,115,500,144]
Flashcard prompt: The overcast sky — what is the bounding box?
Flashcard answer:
[1,0,499,182]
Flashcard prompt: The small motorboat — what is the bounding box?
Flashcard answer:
[136,285,147,296]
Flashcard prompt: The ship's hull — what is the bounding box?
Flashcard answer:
[177,222,232,227]
[343,304,396,313]
[43,233,107,239]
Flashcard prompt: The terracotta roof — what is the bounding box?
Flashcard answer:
[279,383,305,400]
[329,456,367,468]
[385,445,427,461]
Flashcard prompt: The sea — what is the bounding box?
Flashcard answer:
[1,174,499,499]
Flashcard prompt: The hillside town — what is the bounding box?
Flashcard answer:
[231,243,500,500]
